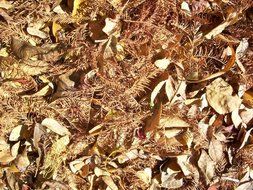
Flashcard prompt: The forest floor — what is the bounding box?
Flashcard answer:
[0,0,253,189]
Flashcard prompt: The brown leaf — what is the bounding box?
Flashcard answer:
[206,78,242,114]
[243,87,253,108]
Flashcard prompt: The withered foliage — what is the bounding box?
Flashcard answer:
[0,0,253,189]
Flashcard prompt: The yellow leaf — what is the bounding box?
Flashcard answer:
[52,21,62,42]
[155,58,171,70]
[72,0,84,16]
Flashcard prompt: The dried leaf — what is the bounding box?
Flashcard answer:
[163,128,182,138]
[198,150,215,183]
[52,21,62,42]
[15,148,30,172]
[9,125,23,141]
[136,168,152,185]
[177,155,192,176]
[118,149,139,164]
[94,167,110,177]
[165,76,175,101]
[239,127,253,149]
[69,160,85,174]
[160,116,189,128]
[102,176,119,190]
[72,0,84,16]
[0,48,8,57]
[243,87,253,108]
[103,18,120,37]
[231,109,242,128]
[27,26,47,39]
[150,80,166,107]
[154,58,171,70]
[0,1,13,9]
[187,46,235,83]
[181,2,191,12]
[235,38,248,73]
[208,138,223,163]
[11,142,20,158]
[205,12,238,39]
[206,78,242,114]
[41,118,71,136]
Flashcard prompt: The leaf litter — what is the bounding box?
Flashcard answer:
[0,0,253,189]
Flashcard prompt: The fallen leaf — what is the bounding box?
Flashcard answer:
[177,155,192,176]
[72,0,84,16]
[235,38,248,73]
[102,176,119,190]
[52,21,63,42]
[15,148,30,172]
[11,142,20,158]
[150,80,166,107]
[41,118,71,136]
[94,167,110,177]
[118,149,139,164]
[0,48,8,57]
[208,138,223,163]
[9,125,23,141]
[165,76,175,101]
[198,150,215,183]
[163,128,182,138]
[136,168,152,185]
[0,1,13,9]
[27,26,47,39]
[181,2,191,12]
[69,160,85,174]
[231,109,242,128]
[154,58,171,70]
[243,87,253,108]
[102,18,120,37]
[205,12,238,39]
[160,116,189,128]
[206,78,242,114]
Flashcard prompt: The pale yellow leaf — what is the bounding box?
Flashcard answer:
[136,168,152,185]
[0,1,13,9]
[41,118,71,136]
[118,149,139,164]
[165,76,175,101]
[0,48,8,57]
[27,26,47,39]
[94,167,110,177]
[154,58,171,70]
[11,142,20,158]
[181,1,190,12]
[102,176,119,190]
[160,116,189,128]
[9,125,23,141]
[69,160,85,174]
[150,80,166,107]
[163,129,182,138]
